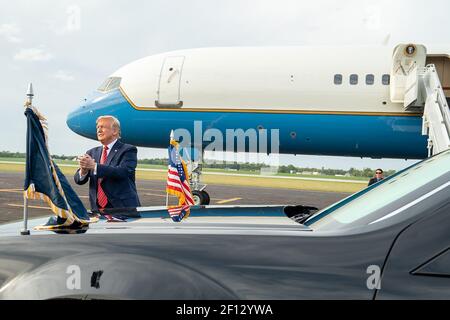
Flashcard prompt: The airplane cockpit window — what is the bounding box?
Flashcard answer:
[97,78,111,92]
[304,149,450,231]
[334,74,342,85]
[382,74,390,85]
[107,77,121,91]
[365,74,374,85]
[349,74,358,85]
[97,77,122,92]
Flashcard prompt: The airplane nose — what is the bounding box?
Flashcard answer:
[66,110,80,131]
[67,90,122,140]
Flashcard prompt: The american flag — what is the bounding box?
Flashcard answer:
[166,138,193,221]
[167,204,191,222]
[103,214,126,223]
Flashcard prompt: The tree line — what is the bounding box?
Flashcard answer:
[0,151,396,177]
[135,157,397,178]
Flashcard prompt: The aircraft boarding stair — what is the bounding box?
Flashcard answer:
[391,44,450,157]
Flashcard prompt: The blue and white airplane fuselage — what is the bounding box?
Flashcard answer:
[67,45,450,159]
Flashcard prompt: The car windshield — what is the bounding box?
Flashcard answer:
[304,149,450,231]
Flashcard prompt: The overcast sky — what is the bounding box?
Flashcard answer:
[1,0,449,170]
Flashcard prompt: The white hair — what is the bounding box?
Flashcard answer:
[96,115,121,138]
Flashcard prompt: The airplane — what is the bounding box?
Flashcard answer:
[66,43,450,204]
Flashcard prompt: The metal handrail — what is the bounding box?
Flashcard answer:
[425,64,450,137]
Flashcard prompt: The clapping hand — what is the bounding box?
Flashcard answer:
[77,154,96,175]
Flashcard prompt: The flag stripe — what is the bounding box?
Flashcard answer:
[166,182,184,192]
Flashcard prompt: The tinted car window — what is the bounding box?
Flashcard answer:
[305,150,450,231]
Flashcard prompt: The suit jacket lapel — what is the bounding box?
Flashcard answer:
[106,140,122,166]
[96,146,103,164]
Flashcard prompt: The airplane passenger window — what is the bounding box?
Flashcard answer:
[349,74,358,85]
[382,74,390,85]
[334,74,342,85]
[365,74,374,85]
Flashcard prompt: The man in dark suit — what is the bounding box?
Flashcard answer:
[74,115,141,211]
[368,168,384,186]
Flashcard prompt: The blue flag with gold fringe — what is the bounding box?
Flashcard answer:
[24,107,97,230]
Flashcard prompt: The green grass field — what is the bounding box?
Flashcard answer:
[0,162,365,193]
[0,157,368,180]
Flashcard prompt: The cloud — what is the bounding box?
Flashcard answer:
[0,24,22,43]
[14,47,54,61]
[52,70,75,81]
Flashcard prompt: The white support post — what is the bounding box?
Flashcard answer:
[21,83,33,236]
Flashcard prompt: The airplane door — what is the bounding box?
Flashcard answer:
[156,56,185,107]
[390,44,426,105]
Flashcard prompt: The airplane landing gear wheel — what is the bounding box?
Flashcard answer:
[192,190,210,205]
[200,190,210,205]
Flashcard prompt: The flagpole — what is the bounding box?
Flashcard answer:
[21,83,33,236]
[165,130,175,207]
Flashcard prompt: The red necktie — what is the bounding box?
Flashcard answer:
[97,146,109,208]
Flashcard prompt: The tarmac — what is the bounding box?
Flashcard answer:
[0,171,350,225]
